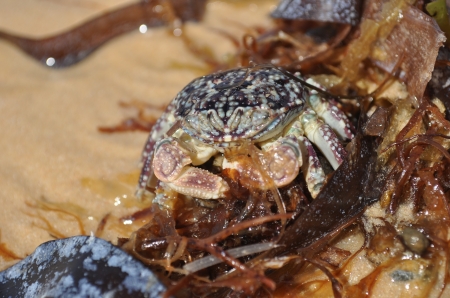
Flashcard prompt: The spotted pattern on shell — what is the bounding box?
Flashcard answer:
[174,68,307,145]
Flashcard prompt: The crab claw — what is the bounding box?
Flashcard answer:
[264,136,301,187]
[153,139,192,182]
[166,167,229,199]
[153,138,229,199]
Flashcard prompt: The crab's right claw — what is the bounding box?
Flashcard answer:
[264,136,301,188]
[153,139,229,199]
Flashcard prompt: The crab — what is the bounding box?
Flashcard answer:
[136,66,354,200]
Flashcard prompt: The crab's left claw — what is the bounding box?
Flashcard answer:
[153,138,229,199]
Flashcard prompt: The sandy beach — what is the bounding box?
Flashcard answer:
[0,0,276,271]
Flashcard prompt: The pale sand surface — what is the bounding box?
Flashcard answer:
[0,0,276,271]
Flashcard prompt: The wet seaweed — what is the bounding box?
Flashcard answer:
[0,0,207,67]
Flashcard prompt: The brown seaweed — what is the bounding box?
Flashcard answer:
[0,0,207,67]
[238,21,352,74]
[119,204,292,297]
[98,101,164,133]
[0,231,21,261]
[275,121,386,255]
[368,5,446,103]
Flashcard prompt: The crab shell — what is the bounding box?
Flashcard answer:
[175,67,307,146]
[136,67,340,198]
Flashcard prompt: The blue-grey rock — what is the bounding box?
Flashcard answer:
[0,236,166,297]
[271,0,361,25]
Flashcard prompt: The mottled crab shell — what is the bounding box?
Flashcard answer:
[175,67,307,146]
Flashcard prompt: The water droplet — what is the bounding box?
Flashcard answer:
[46,57,56,67]
[139,24,148,34]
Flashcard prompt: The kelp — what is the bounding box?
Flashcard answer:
[429,47,450,119]
[275,118,386,254]
[0,0,207,67]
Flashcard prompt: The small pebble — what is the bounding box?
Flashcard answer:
[400,227,430,255]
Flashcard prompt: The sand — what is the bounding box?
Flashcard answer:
[0,0,276,271]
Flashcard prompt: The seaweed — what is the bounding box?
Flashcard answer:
[274,115,386,254]
[0,0,207,67]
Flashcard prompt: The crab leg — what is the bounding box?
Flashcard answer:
[283,121,327,198]
[153,138,229,199]
[298,136,326,198]
[299,107,347,169]
[305,78,354,140]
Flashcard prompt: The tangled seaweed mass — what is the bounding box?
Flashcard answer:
[2,0,450,297]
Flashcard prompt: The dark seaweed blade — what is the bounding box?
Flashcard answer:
[275,126,386,254]
[0,236,166,297]
[429,47,450,120]
[0,0,207,68]
[271,0,362,25]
